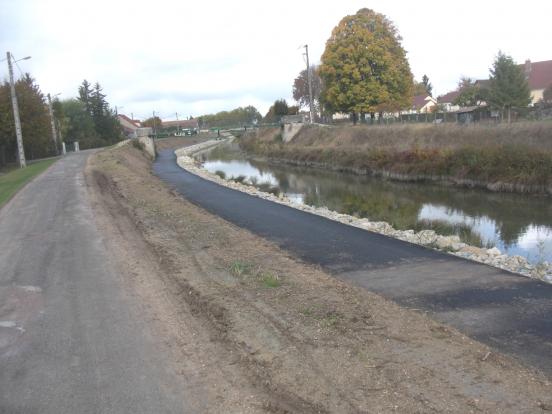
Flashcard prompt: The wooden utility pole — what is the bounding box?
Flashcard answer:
[47,93,59,155]
[6,52,26,167]
[304,45,315,124]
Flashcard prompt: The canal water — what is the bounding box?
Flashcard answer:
[196,142,552,265]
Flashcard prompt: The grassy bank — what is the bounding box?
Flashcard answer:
[0,159,58,208]
[241,123,552,194]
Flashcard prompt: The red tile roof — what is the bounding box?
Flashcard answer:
[437,90,460,104]
[523,60,552,90]
[412,94,431,109]
[117,114,140,128]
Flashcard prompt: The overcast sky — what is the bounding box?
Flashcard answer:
[2,0,551,121]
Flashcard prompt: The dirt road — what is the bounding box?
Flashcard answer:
[84,139,552,413]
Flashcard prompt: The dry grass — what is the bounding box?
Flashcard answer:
[241,122,552,194]
[290,122,552,151]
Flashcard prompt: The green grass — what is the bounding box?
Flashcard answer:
[0,159,58,208]
[229,260,252,277]
[260,272,281,288]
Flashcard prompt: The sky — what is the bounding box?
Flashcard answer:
[2,0,552,121]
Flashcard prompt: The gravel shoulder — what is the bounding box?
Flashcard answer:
[86,140,552,413]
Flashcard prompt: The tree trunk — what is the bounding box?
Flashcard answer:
[370,112,375,125]
[507,107,511,124]
[352,112,357,125]
[378,112,383,124]
[360,112,366,123]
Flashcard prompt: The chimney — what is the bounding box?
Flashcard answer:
[525,59,532,76]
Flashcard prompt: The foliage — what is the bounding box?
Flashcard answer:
[264,99,290,122]
[141,116,162,128]
[198,106,262,129]
[76,80,123,147]
[61,99,98,146]
[292,65,322,114]
[412,82,428,96]
[422,74,433,97]
[319,8,413,120]
[487,52,531,122]
[0,74,54,163]
[57,80,122,150]
[453,77,487,107]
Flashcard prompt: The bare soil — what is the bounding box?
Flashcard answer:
[85,138,552,413]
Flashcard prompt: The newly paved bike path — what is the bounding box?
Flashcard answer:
[155,149,552,377]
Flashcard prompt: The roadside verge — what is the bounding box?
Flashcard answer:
[0,158,59,209]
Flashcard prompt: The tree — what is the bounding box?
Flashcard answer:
[142,116,162,129]
[319,8,413,123]
[78,79,92,114]
[292,65,322,115]
[264,99,289,122]
[197,106,262,129]
[0,73,53,163]
[422,74,432,97]
[412,82,428,96]
[61,99,98,147]
[487,52,531,123]
[453,77,487,107]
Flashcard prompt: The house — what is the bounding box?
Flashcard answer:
[437,90,461,112]
[117,114,141,138]
[522,59,552,104]
[410,94,437,113]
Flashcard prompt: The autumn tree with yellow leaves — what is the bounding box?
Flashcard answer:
[319,8,413,123]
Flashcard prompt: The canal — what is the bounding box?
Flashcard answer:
[196,142,552,265]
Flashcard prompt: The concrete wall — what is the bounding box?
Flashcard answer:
[282,123,303,143]
[138,136,156,159]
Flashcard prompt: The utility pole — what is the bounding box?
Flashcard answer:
[176,112,179,134]
[47,93,59,155]
[304,44,315,124]
[152,110,157,139]
[6,52,26,168]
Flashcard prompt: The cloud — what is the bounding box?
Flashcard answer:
[2,0,552,119]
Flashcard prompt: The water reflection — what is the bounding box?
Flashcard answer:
[198,143,552,264]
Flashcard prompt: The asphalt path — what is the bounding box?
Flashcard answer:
[0,152,198,413]
[155,149,552,377]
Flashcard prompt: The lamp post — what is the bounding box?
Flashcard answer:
[6,52,31,168]
[47,93,61,155]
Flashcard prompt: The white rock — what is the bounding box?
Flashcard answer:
[487,247,502,256]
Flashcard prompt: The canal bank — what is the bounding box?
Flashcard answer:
[154,145,552,378]
[177,139,552,281]
[241,123,552,196]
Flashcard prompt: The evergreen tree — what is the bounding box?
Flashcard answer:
[422,74,433,97]
[78,80,92,115]
[488,52,531,123]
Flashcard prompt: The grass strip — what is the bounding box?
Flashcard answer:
[0,159,58,208]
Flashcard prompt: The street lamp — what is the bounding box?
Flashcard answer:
[5,52,32,168]
[47,92,61,155]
